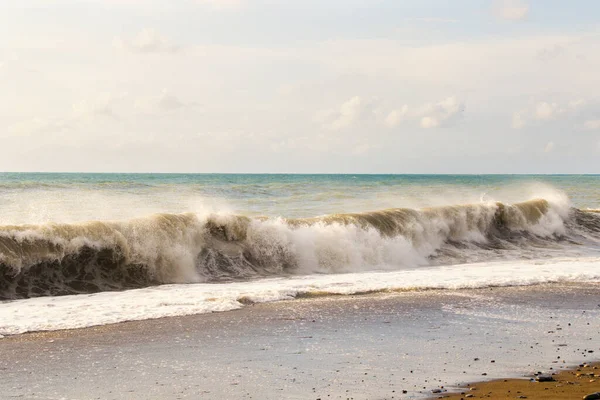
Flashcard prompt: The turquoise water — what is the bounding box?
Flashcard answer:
[0,173,598,224]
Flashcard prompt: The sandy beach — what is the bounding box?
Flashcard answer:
[433,362,600,399]
[1,283,598,399]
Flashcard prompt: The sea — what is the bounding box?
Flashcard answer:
[1,173,599,336]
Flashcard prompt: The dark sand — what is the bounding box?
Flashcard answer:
[1,283,599,399]
[431,362,600,399]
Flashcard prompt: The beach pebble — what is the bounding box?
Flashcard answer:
[536,374,555,382]
[583,393,600,400]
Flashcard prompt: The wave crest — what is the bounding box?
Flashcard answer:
[1,198,599,299]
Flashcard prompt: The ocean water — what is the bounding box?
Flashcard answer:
[1,173,599,335]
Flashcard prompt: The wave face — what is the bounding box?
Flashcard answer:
[1,198,600,300]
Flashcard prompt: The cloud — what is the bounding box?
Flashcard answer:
[534,102,561,120]
[320,96,376,131]
[583,119,600,130]
[494,0,529,21]
[384,105,409,128]
[544,141,555,153]
[512,112,526,129]
[113,29,179,54]
[385,97,465,129]
[321,96,464,132]
[513,99,586,128]
[417,97,464,129]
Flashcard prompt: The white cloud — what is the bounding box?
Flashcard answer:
[584,119,600,130]
[420,116,439,129]
[534,102,561,120]
[418,97,464,129]
[321,96,374,131]
[113,29,179,54]
[384,105,408,128]
[495,0,529,21]
[512,99,587,128]
[569,99,586,110]
[512,112,525,129]
[544,141,555,153]
[385,97,465,129]
[323,96,464,131]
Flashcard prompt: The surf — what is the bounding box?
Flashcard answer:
[1,197,599,300]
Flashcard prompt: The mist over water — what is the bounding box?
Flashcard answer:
[0,173,598,224]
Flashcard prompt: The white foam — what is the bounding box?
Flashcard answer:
[1,257,599,336]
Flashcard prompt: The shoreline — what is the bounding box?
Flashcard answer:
[1,283,599,399]
[430,362,600,399]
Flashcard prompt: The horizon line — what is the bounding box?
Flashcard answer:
[1,171,599,176]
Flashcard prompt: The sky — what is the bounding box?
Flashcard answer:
[0,0,599,173]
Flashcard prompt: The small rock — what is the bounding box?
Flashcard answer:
[583,393,600,400]
[536,374,554,382]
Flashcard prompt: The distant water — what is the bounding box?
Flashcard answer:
[0,173,599,222]
[1,173,599,335]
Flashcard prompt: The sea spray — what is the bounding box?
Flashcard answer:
[1,198,599,299]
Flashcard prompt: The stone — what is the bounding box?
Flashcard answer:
[536,374,554,382]
[583,393,600,400]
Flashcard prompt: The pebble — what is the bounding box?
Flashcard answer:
[583,393,600,400]
[536,374,555,382]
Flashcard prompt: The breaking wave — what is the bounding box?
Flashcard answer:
[1,198,599,299]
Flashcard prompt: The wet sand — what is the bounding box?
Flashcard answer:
[432,362,600,399]
[0,283,599,399]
